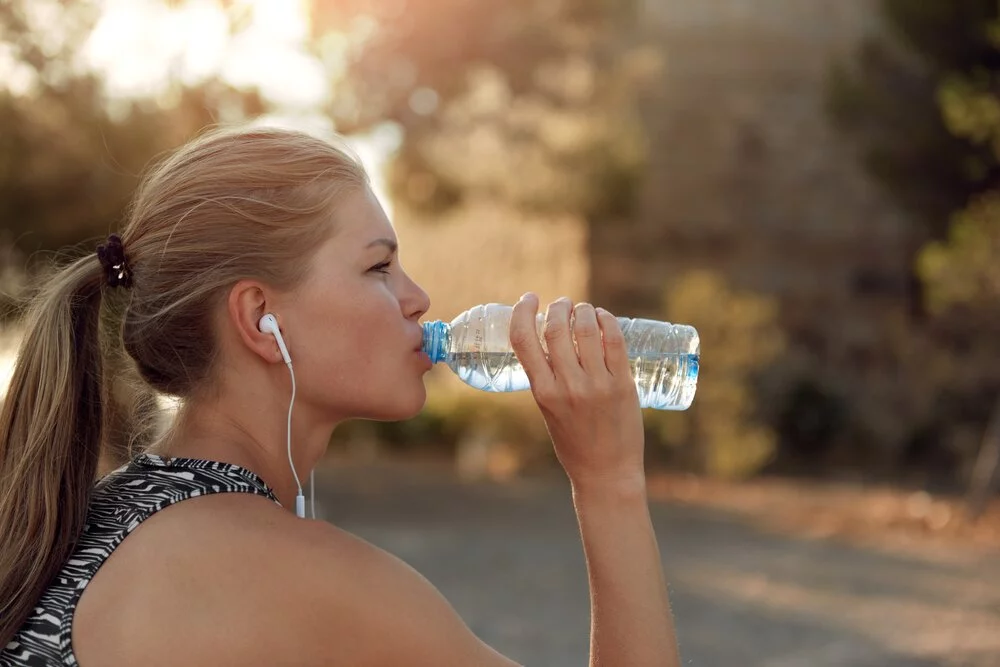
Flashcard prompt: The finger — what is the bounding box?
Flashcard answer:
[509,293,554,388]
[596,307,631,378]
[572,303,605,375]
[544,297,584,378]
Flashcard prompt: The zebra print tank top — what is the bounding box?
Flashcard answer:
[1,453,281,666]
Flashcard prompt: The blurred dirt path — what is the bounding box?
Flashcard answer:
[315,460,1000,667]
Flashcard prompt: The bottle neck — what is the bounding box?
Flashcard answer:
[421,320,450,363]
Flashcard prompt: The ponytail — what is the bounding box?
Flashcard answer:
[0,254,105,647]
[0,125,374,646]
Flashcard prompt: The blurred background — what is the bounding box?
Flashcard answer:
[3,0,1000,664]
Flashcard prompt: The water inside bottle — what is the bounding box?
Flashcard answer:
[449,350,699,410]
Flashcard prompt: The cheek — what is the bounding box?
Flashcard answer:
[290,283,416,409]
[295,328,425,421]
[304,301,398,382]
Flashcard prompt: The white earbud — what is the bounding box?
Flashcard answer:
[258,313,292,365]
[257,312,310,519]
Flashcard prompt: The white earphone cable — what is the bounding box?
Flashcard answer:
[285,361,305,518]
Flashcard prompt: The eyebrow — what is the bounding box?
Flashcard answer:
[366,238,398,253]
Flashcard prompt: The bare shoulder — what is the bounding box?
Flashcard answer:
[73,491,521,667]
[259,506,524,667]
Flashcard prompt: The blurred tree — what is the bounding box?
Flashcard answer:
[0,0,266,262]
[0,0,267,465]
[920,193,1000,514]
[921,193,1000,316]
[827,0,1000,238]
[308,0,653,221]
[651,271,785,479]
[829,1,1000,494]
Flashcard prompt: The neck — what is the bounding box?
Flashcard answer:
[149,381,338,516]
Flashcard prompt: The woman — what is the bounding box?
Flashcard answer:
[0,126,680,666]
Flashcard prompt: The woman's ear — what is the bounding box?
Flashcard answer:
[227,279,287,364]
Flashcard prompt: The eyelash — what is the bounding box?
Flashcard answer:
[370,260,392,274]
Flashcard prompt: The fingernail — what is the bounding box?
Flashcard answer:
[596,307,607,315]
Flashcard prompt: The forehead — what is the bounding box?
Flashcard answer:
[329,187,396,248]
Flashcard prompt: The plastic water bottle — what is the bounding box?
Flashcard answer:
[421,303,700,410]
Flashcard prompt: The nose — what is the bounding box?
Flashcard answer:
[402,273,431,321]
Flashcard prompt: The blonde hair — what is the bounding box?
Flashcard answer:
[0,125,369,646]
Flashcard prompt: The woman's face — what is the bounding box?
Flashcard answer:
[278,186,433,423]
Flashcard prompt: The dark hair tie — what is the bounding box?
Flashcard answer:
[96,234,133,289]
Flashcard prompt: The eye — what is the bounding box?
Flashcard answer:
[369,259,392,274]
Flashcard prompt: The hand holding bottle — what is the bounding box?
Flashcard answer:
[509,293,647,489]
[422,301,699,410]
[510,293,682,666]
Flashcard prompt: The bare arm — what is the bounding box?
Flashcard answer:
[574,478,679,667]
[510,294,682,667]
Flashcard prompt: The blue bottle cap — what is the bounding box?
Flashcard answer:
[687,353,700,379]
[421,321,449,364]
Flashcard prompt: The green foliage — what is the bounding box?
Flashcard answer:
[939,72,1000,153]
[650,271,785,479]
[920,192,1000,315]
[828,1,1000,481]
[826,0,1000,235]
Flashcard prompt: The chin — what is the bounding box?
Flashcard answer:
[362,386,428,422]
